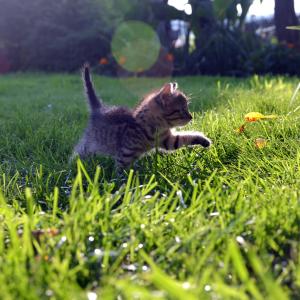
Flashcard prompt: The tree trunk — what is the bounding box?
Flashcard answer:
[274,0,299,45]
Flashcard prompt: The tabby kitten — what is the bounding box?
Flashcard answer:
[74,64,211,169]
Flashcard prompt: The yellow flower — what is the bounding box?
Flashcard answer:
[245,112,277,122]
[235,124,246,133]
[255,138,267,149]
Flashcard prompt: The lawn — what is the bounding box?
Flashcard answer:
[0,72,299,299]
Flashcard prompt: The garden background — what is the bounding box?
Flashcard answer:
[0,1,300,299]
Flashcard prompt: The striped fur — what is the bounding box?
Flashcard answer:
[160,130,211,151]
[74,65,211,169]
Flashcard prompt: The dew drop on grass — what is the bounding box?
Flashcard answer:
[122,242,128,248]
[204,285,212,292]
[209,211,220,217]
[88,236,95,242]
[122,264,137,272]
[140,224,146,229]
[236,236,245,245]
[87,292,97,300]
[176,190,187,208]
[175,236,181,243]
[57,236,67,248]
[182,282,191,289]
[245,218,256,225]
[45,290,53,297]
[94,249,103,256]
[142,265,149,272]
[137,243,143,249]
[222,183,229,190]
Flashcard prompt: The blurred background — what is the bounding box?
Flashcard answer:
[0,0,299,76]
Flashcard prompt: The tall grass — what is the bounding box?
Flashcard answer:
[0,73,299,299]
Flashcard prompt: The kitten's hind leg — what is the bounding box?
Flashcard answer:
[73,140,93,159]
[69,151,79,164]
[115,157,133,171]
[115,150,140,171]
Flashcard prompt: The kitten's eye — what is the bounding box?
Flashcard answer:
[181,108,188,116]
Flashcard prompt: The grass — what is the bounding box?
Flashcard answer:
[0,72,299,299]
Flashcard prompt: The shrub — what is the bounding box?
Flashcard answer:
[183,27,262,76]
[0,0,111,72]
[249,43,300,76]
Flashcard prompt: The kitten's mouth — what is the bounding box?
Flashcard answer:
[177,118,192,126]
[184,114,193,123]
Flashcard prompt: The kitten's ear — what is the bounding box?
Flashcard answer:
[160,83,177,97]
[158,83,177,107]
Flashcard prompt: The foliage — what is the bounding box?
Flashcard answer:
[182,28,262,76]
[174,0,300,76]
[187,0,254,48]
[0,0,112,71]
[0,73,300,298]
[0,0,299,76]
[211,0,254,27]
[180,30,300,76]
[249,44,300,76]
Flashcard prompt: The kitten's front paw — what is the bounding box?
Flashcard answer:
[192,135,212,148]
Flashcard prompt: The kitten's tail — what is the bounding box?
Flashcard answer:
[82,63,102,111]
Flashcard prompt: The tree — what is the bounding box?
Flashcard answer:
[274,0,299,45]
[0,0,112,71]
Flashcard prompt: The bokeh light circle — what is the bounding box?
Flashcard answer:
[112,21,161,73]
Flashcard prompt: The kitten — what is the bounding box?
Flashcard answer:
[74,64,211,169]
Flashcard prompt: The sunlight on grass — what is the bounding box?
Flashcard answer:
[0,73,299,299]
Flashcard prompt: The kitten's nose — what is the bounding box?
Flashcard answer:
[187,113,192,120]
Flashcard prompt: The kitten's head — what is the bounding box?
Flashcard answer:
[156,83,192,127]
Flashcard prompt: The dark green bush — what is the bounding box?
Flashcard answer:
[0,0,299,76]
[0,0,111,72]
[175,26,300,77]
[183,27,262,76]
[249,44,300,76]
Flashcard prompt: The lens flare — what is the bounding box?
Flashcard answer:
[112,21,173,98]
[112,21,161,73]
